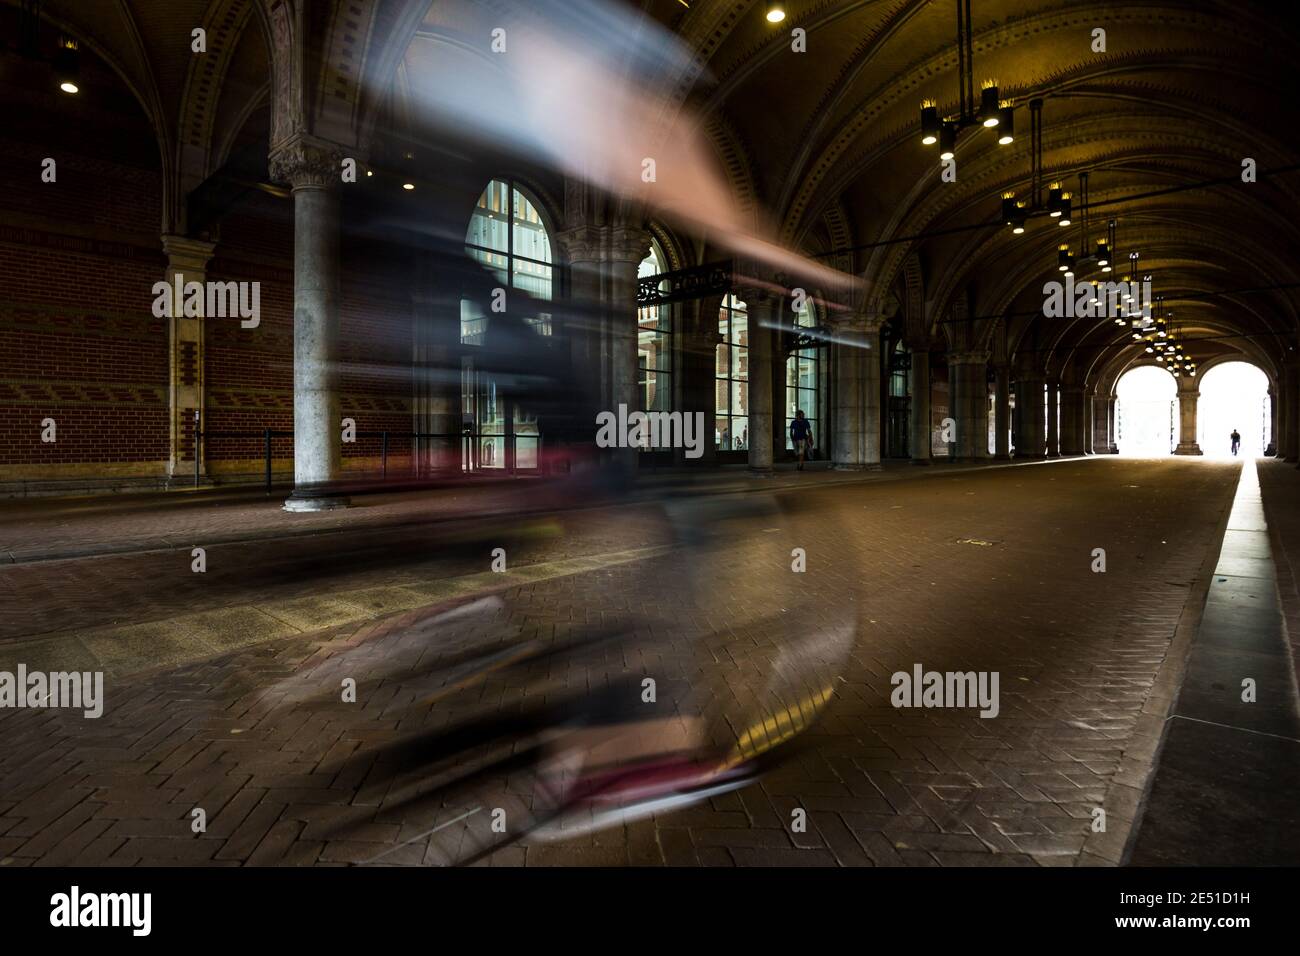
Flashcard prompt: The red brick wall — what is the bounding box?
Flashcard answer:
[0,134,168,475]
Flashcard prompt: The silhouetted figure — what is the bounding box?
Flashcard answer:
[1231,429,1241,456]
[790,409,813,470]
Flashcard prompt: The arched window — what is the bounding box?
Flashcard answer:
[637,242,672,419]
[716,293,749,451]
[461,179,553,344]
[785,298,823,452]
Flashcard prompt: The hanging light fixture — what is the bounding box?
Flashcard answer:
[55,37,80,94]
[921,101,941,145]
[1047,183,1065,218]
[997,102,1015,144]
[918,0,1015,154]
[939,122,957,162]
[1057,244,1076,277]
[979,80,1000,127]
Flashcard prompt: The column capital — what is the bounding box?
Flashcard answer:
[268,133,348,191]
[161,235,217,271]
[554,224,651,264]
[553,225,603,261]
[738,285,786,311]
[838,311,885,335]
[609,226,652,264]
[947,350,990,366]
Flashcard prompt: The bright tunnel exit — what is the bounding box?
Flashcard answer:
[1115,365,1176,456]
[1197,361,1271,458]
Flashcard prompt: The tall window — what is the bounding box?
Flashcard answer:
[638,243,672,419]
[716,293,749,450]
[461,179,553,344]
[785,298,822,450]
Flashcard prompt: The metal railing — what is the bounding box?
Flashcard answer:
[191,413,540,493]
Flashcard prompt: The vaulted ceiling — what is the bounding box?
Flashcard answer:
[8,0,1298,388]
[639,0,1300,387]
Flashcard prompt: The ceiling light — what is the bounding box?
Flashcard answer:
[1047,183,1064,217]
[921,101,940,145]
[997,103,1014,144]
[55,37,79,94]
[402,182,415,191]
[766,2,785,22]
[939,122,956,161]
[979,81,1000,127]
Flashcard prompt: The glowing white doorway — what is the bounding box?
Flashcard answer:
[1115,366,1176,456]
[1197,362,1270,459]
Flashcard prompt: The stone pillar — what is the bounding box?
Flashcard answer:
[948,351,990,461]
[1045,381,1060,457]
[1107,397,1119,453]
[1015,378,1044,458]
[1285,364,1300,463]
[270,136,349,511]
[910,350,931,465]
[833,320,865,469]
[993,365,1011,459]
[861,316,885,469]
[555,224,651,471]
[1174,386,1203,455]
[1060,386,1087,455]
[1091,395,1109,453]
[161,235,216,482]
[746,290,777,474]
[1082,388,1095,454]
[608,228,652,419]
[1265,388,1277,457]
[411,250,458,474]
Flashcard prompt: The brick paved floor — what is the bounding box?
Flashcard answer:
[0,457,1246,866]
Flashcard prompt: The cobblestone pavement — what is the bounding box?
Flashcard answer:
[0,457,1247,866]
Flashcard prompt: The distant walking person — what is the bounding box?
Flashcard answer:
[1230,429,1241,456]
[790,410,813,470]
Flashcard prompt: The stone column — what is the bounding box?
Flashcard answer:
[833,319,865,470]
[270,135,349,511]
[745,290,777,474]
[608,227,652,419]
[554,224,650,472]
[1174,385,1203,455]
[1091,395,1109,453]
[1060,386,1087,456]
[1082,388,1095,454]
[1285,364,1300,463]
[860,315,885,469]
[1277,380,1289,460]
[948,351,990,461]
[993,365,1011,459]
[1016,378,1044,458]
[1265,387,1277,457]
[411,250,458,474]
[910,350,931,465]
[1107,397,1119,453]
[1045,380,1060,457]
[161,235,216,482]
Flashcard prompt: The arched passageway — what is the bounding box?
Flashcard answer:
[1115,367,1176,456]
[1197,362,1271,458]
